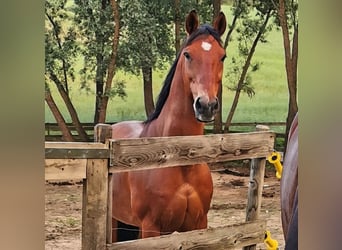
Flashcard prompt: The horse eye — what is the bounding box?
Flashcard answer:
[221,54,227,62]
[183,52,191,60]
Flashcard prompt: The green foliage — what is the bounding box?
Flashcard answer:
[107,79,127,99]
[117,0,213,75]
[226,56,256,98]
[178,0,213,24]
[231,0,251,19]
[117,0,174,74]
[224,0,276,100]
[45,0,80,90]
[253,0,274,15]
[73,0,119,95]
[272,0,298,29]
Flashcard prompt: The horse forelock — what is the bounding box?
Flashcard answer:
[186,24,223,47]
[144,24,223,124]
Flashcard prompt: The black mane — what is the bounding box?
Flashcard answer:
[144,24,223,124]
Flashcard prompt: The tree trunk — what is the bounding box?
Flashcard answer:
[46,12,86,140]
[213,0,221,20]
[213,84,223,133]
[49,72,89,141]
[98,0,120,124]
[223,9,239,50]
[95,0,109,124]
[214,0,240,133]
[278,0,298,154]
[212,0,223,134]
[224,9,272,133]
[46,13,70,95]
[142,66,155,118]
[45,87,74,142]
[174,0,181,55]
[94,53,105,123]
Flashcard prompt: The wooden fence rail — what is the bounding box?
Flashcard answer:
[45,128,275,250]
[108,220,266,250]
[45,122,285,141]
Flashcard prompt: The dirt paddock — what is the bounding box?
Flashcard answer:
[45,163,285,249]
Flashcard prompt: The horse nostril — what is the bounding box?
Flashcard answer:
[213,100,219,110]
[195,97,203,111]
[210,98,219,111]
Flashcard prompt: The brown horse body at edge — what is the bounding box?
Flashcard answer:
[110,10,227,240]
[280,112,298,249]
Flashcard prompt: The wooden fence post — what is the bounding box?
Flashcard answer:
[81,124,112,249]
[94,123,112,143]
[82,158,108,250]
[94,123,113,244]
[243,125,269,250]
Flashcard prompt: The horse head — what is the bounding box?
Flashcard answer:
[182,10,226,122]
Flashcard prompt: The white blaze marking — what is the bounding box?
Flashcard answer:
[201,41,212,51]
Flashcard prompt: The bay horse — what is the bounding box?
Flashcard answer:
[280,112,298,249]
[110,10,227,241]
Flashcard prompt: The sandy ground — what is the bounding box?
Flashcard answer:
[45,164,285,249]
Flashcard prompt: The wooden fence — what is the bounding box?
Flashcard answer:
[45,124,276,250]
[45,121,285,141]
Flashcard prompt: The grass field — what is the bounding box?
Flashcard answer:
[45,5,289,133]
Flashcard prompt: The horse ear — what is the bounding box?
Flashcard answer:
[185,10,199,36]
[213,12,227,36]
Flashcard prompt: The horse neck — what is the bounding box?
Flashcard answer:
[144,61,205,137]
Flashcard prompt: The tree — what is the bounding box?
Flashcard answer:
[212,0,223,134]
[45,0,215,136]
[97,0,121,123]
[273,0,298,151]
[73,0,126,124]
[224,1,274,132]
[213,0,221,19]
[45,0,88,141]
[45,83,74,141]
[117,0,174,118]
[213,0,275,133]
[174,0,181,55]
[214,0,256,133]
[118,0,213,118]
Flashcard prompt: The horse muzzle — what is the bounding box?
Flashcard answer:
[193,96,219,123]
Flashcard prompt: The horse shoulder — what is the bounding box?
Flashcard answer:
[111,121,144,228]
[111,121,144,139]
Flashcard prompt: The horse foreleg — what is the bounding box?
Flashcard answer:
[141,218,161,238]
[111,218,118,242]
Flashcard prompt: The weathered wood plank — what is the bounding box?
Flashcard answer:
[82,178,87,249]
[245,158,266,221]
[45,142,109,159]
[107,174,113,244]
[46,148,110,159]
[94,123,113,143]
[45,159,87,180]
[243,158,266,250]
[243,125,269,250]
[106,220,266,250]
[109,131,275,172]
[94,123,113,244]
[82,159,108,250]
[45,142,108,148]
